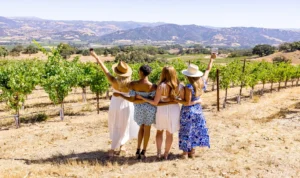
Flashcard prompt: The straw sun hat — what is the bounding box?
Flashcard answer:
[181,64,204,77]
[112,61,132,77]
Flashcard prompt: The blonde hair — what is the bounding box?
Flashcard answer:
[187,76,204,97]
[116,76,131,90]
[158,66,179,100]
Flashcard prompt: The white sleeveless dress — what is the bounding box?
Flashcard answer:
[155,83,183,134]
[108,89,139,149]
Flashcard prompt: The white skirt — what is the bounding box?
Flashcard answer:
[155,104,180,134]
[108,95,139,149]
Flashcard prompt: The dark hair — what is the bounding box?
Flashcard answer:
[139,65,152,76]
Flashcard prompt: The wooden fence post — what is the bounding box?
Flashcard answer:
[217,69,220,111]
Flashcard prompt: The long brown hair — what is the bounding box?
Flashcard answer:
[158,66,179,99]
[187,76,204,97]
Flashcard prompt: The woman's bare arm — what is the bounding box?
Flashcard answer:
[90,50,115,84]
[203,54,216,83]
[113,93,145,104]
[137,85,163,106]
[175,87,192,105]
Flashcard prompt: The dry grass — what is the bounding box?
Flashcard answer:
[0,83,299,177]
[255,50,300,64]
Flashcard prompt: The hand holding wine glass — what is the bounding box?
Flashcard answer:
[211,48,218,59]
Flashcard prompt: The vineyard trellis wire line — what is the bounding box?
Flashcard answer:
[0,100,104,120]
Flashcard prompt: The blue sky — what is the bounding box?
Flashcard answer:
[0,0,299,28]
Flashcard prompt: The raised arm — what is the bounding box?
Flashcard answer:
[203,53,216,83]
[90,49,115,84]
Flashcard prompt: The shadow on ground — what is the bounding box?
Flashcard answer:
[0,150,183,166]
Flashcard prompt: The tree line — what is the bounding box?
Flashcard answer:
[0,45,39,57]
[2,40,300,60]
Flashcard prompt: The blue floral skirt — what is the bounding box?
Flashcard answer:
[133,103,157,126]
[179,104,210,152]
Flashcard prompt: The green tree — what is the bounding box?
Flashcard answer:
[244,62,260,98]
[274,62,288,91]
[41,46,81,120]
[267,64,278,93]
[89,64,109,114]
[220,66,232,107]
[10,45,24,57]
[0,46,9,58]
[283,63,294,88]
[295,65,300,86]
[24,45,39,55]
[256,61,271,93]
[272,56,290,63]
[82,50,90,56]
[278,43,292,52]
[103,49,109,57]
[58,43,76,59]
[252,44,275,57]
[77,62,94,102]
[0,60,43,127]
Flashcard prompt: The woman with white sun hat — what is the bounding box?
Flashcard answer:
[175,53,216,159]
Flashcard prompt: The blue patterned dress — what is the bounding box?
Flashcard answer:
[129,90,157,126]
[179,83,210,152]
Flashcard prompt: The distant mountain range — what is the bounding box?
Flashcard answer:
[99,24,300,47]
[0,16,164,43]
[1,16,300,47]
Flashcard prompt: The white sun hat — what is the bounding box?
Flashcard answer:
[181,63,204,77]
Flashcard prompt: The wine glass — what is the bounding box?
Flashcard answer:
[211,47,218,54]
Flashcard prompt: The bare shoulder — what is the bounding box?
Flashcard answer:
[129,80,139,90]
[184,86,192,92]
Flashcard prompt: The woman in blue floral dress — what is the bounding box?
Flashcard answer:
[176,54,216,158]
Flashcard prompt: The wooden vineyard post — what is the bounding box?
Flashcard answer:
[96,92,100,114]
[216,69,220,111]
[106,90,110,100]
[60,102,64,121]
[238,59,246,104]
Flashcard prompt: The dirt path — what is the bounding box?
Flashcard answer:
[0,86,299,177]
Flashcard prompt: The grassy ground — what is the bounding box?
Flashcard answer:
[0,82,299,177]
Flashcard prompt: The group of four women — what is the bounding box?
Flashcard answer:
[90,50,215,160]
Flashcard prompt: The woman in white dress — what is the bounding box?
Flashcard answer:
[90,49,139,157]
[137,66,201,159]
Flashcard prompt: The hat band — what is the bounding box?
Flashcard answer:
[116,65,128,74]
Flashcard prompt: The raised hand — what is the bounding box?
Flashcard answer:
[211,53,217,59]
[90,49,98,59]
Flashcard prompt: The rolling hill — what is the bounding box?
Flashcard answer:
[99,24,300,47]
[1,16,300,47]
[0,16,164,42]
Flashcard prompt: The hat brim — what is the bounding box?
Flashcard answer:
[112,63,132,77]
[181,70,203,77]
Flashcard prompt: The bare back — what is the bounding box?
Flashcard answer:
[130,80,157,93]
